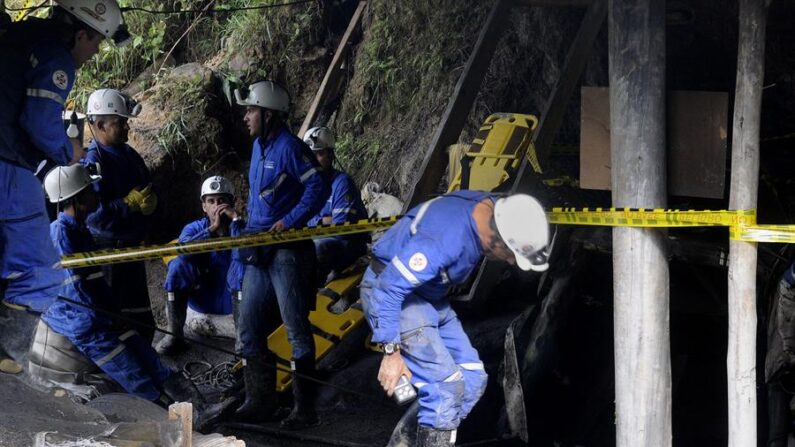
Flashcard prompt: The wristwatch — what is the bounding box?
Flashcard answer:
[382,342,400,355]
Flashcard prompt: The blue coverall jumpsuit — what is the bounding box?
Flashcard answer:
[360,190,490,430]
[42,213,173,400]
[308,169,369,276]
[234,126,326,361]
[164,217,243,315]
[0,39,75,311]
[82,140,155,339]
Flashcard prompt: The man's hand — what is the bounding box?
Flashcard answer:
[378,351,412,397]
[269,220,286,232]
[208,205,224,233]
[138,184,158,216]
[219,205,239,222]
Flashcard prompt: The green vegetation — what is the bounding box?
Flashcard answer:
[333,0,489,191]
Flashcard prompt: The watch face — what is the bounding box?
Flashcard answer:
[384,343,396,354]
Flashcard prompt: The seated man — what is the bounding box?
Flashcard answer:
[35,164,201,406]
[156,176,243,355]
[304,127,369,283]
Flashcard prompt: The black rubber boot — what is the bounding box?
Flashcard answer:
[280,356,320,430]
[234,356,278,422]
[386,400,420,447]
[155,292,188,355]
[417,425,456,447]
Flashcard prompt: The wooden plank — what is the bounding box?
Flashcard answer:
[403,0,512,210]
[727,0,770,445]
[169,402,193,447]
[609,1,670,446]
[298,1,367,138]
[579,87,728,199]
[458,0,606,306]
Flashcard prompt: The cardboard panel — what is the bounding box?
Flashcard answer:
[580,87,728,199]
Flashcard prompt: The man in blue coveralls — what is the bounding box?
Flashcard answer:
[156,175,243,355]
[0,0,127,313]
[83,88,158,341]
[231,80,326,429]
[304,126,369,284]
[361,191,551,446]
[40,164,204,410]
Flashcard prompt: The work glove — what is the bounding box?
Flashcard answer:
[123,188,146,213]
[138,184,158,216]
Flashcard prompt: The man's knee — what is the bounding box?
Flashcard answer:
[164,257,198,292]
[417,369,466,430]
[460,362,488,415]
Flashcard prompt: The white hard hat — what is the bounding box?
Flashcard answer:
[303,126,335,151]
[86,88,141,118]
[493,194,550,272]
[44,163,102,204]
[234,80,290,113]
[54,0,130,45]
[201,176,235,200]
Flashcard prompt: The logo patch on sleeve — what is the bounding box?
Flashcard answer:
[53,70,69,90]
[408,253,428,272]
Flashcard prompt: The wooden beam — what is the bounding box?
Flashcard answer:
[403,0,512,210]
[298,1,367,138]
[458,0,606,307]
[609,0,670,446]
[727,0,770,445]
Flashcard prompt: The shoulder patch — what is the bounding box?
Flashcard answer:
[52,70,69,90]
[408,252,428,272]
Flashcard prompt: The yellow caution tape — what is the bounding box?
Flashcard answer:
[732,224,795,244]
[548,207,795,244]
[548,208,757,228]
[61,217,399,269]
[59,207,795,269]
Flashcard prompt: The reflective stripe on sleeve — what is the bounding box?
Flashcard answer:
[391,256,420,286]
[27,88,64,105]
[299,168,317,183]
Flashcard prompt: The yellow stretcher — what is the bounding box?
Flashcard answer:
[447,113,541,193]
[268,267,366,391]
[244,112,541,391]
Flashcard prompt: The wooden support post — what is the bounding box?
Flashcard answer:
[299,1,367,138]
[727,0,769,445]
[608,0,670,446]
[169,402,193,447]
[403,0,512,210]
[461,0,605,306]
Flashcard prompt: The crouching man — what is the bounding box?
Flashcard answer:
[304,126,369,284]
[156,176,243,355]
[361,191,550,446]
[32,165,204,411]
